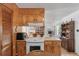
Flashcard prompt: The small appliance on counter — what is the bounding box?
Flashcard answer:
[48,31,52,37]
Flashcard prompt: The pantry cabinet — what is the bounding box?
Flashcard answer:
[0,4,13,56]
[61,21,75,52]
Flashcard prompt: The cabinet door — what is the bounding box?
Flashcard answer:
[52,46,61,56]
[17,41,26,56]
[44,41,53,55]
[22,15,44,24]
[44,41,61,56]
[18,15,24,26]
[45,44,53,55]
[67,39,74,52]
[52,41,61,56]
[1,5,13,56]
[33,15,44,23]
[35,15,44,23]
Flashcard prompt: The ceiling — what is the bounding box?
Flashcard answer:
[16,3,79,21]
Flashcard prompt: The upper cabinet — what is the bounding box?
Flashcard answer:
[18,8,45,25]
[17,15,24,26]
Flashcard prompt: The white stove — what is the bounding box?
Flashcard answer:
[26,37,44,54]
[26,37,44,42]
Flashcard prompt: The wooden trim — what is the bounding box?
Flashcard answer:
[0,4,13,56]
[0,4,13,12]
[0,5,2,55]
[2,43,12,56]
[2,43,11,52]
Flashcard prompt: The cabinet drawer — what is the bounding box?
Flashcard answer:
[52,41,61,46]
[45,41,61,46]
[44,41,52,45]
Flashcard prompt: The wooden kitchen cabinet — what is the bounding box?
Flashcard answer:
[23,15,34,23]
[22,15,44,24]
[61,21,75,52]
[44,40,61,56]
[0,4,13,56]
[17,15,24,26]
[18,8,45,25]
[16,40,26,56]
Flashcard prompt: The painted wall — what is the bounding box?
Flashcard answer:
[44,10,55,37]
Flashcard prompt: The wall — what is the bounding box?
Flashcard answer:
[55,9,79,55]
[44,10,55,37]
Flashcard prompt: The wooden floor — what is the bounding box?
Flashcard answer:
[61,48,78,56]
[27,48,78,56]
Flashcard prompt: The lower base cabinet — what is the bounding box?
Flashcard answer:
[44,40,61,56]
[16,40,26,56]
[16,40,61,56]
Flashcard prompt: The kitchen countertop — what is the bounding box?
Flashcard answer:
[25,37,44,42]
[43,37,61,41]
[24,37,61,42]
